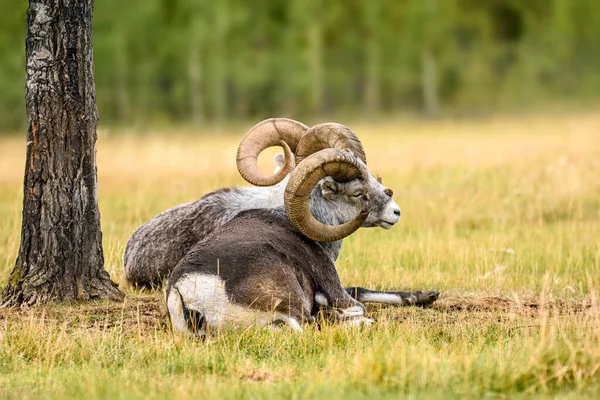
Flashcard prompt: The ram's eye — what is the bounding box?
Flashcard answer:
[352,193,363,198]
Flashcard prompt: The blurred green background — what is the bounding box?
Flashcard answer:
[1,0,600,132]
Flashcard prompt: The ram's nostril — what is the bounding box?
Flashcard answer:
[393,209,401,217]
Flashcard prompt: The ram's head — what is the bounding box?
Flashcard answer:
[236,118,400,242]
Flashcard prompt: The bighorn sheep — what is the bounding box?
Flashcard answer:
[167,142,411,334]
[125,119,438,306]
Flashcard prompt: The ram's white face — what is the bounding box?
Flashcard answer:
[319,168,400,230]
[362,173,401,229]
[275,152,400,230]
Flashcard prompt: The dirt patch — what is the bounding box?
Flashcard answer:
[0,291,596,335]
[433,292,595,316]
[366,291,597,328]
[0,294,166,334]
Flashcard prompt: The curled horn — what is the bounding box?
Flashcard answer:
[294,123,367,165]
[284,148,370,242]
[236,118,309,186]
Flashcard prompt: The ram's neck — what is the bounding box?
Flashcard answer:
[186,182,285,240]
[306,187,358,262]
[211,179,287,215]
[238,179,287,210]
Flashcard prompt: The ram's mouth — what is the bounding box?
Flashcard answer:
[379,220,396,229]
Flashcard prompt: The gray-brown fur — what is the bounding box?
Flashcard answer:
[124,188,228,287]
[167,208,358,325]
[124,182,286,287]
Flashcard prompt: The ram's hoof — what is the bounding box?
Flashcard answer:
[411,290,440,306]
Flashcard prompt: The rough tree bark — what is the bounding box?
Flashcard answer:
[1,0,124,307]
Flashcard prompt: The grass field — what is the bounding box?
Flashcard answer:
[1,112,599,399]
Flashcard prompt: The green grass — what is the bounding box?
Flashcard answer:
[1,112,599,398]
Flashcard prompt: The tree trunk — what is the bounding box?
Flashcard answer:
[1,0,124,307]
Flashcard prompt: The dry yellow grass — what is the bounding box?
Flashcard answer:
[1,112,599,398]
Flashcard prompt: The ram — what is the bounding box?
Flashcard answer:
[167,141,422,334]
[125,119,438,306]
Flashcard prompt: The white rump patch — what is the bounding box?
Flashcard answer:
[170,273,301,333]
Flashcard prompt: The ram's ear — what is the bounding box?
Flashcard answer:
[273,153,286,172]
[320,177,340,200]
